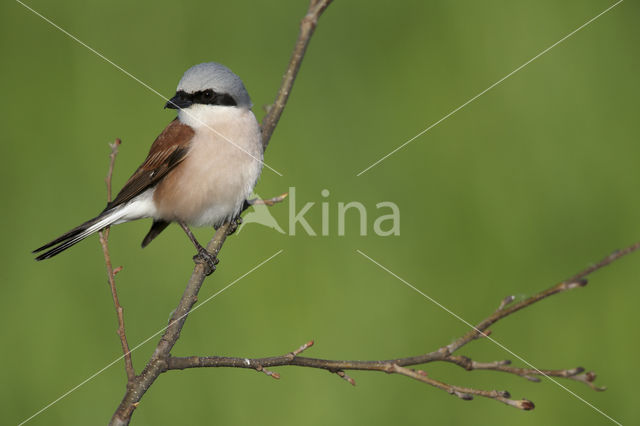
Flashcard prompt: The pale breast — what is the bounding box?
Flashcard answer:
[153,106,263,226]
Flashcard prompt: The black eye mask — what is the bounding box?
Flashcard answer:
[165,89,237,109]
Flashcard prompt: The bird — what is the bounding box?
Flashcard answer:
[33,62,264,272]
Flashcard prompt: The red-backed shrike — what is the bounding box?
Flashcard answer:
[34,62,263,271]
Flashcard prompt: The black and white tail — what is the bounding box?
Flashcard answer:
[33,207,128,261]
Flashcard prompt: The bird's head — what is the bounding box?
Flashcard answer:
[165,62,252,111]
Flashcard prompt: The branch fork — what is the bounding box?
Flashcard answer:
[92,0,638,423]
[106,2,333,424]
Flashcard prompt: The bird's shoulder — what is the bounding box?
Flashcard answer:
[106,119,195,210]
[143,118,195,169]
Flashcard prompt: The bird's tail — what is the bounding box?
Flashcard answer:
[33,207,127,261]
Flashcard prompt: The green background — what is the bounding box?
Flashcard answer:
[2,1,639,425]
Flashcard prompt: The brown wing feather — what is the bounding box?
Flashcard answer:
[105,119,195,210]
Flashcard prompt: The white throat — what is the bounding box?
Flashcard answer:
[177,104,246,130]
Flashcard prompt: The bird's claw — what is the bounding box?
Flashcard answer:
[193,249,219,275]
[226,217,243,236]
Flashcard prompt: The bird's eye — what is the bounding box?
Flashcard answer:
[203,90,214,100]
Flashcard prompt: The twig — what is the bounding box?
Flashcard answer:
[247,192,289,206]
[109,2,333,425]
[163,242,639,410]
[336,370,356,386]
[260,0,333,149]
[450,358,606,391]
[567,242,640,283]
[393,365,534,410]
[446,242,640,355]
[105,139,121,203]
[98,139,134,383]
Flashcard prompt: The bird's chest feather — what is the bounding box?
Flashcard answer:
[153,108,263,226]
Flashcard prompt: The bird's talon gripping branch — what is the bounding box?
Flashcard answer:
[193,249,218,276]
[226,218,242,236]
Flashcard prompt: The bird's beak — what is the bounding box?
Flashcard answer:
[165,92,192,109]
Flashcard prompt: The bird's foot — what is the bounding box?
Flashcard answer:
[226,217,243,236]
[193,248,219,276]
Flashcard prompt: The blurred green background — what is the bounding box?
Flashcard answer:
[2,0,639,425]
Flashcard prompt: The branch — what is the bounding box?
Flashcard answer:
[392,365,534,411]
[260,0,333,149]
[446,358,605,391]
[103,0,636,419]
[446,241,640,354]
[98,139,135,383]
[247,192,289,206]
[165,242,639,409]
[105,139,120,204]
[109,2,333,424]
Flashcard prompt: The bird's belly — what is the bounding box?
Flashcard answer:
[152,125,262,227]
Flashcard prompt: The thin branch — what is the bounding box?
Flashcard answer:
[164,242,639,410]
[260,0,333,149]
[567,242,640,283]
[98,138,134,383]
[105,138,120,203]
[109,2,333,424]
[392,365,534,411]
[247,192,289,206]
[449,358,606,391]
[446,241,640,354]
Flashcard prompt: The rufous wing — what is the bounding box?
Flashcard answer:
[106,118,195,210]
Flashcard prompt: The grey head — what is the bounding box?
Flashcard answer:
[165,62,252,110]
